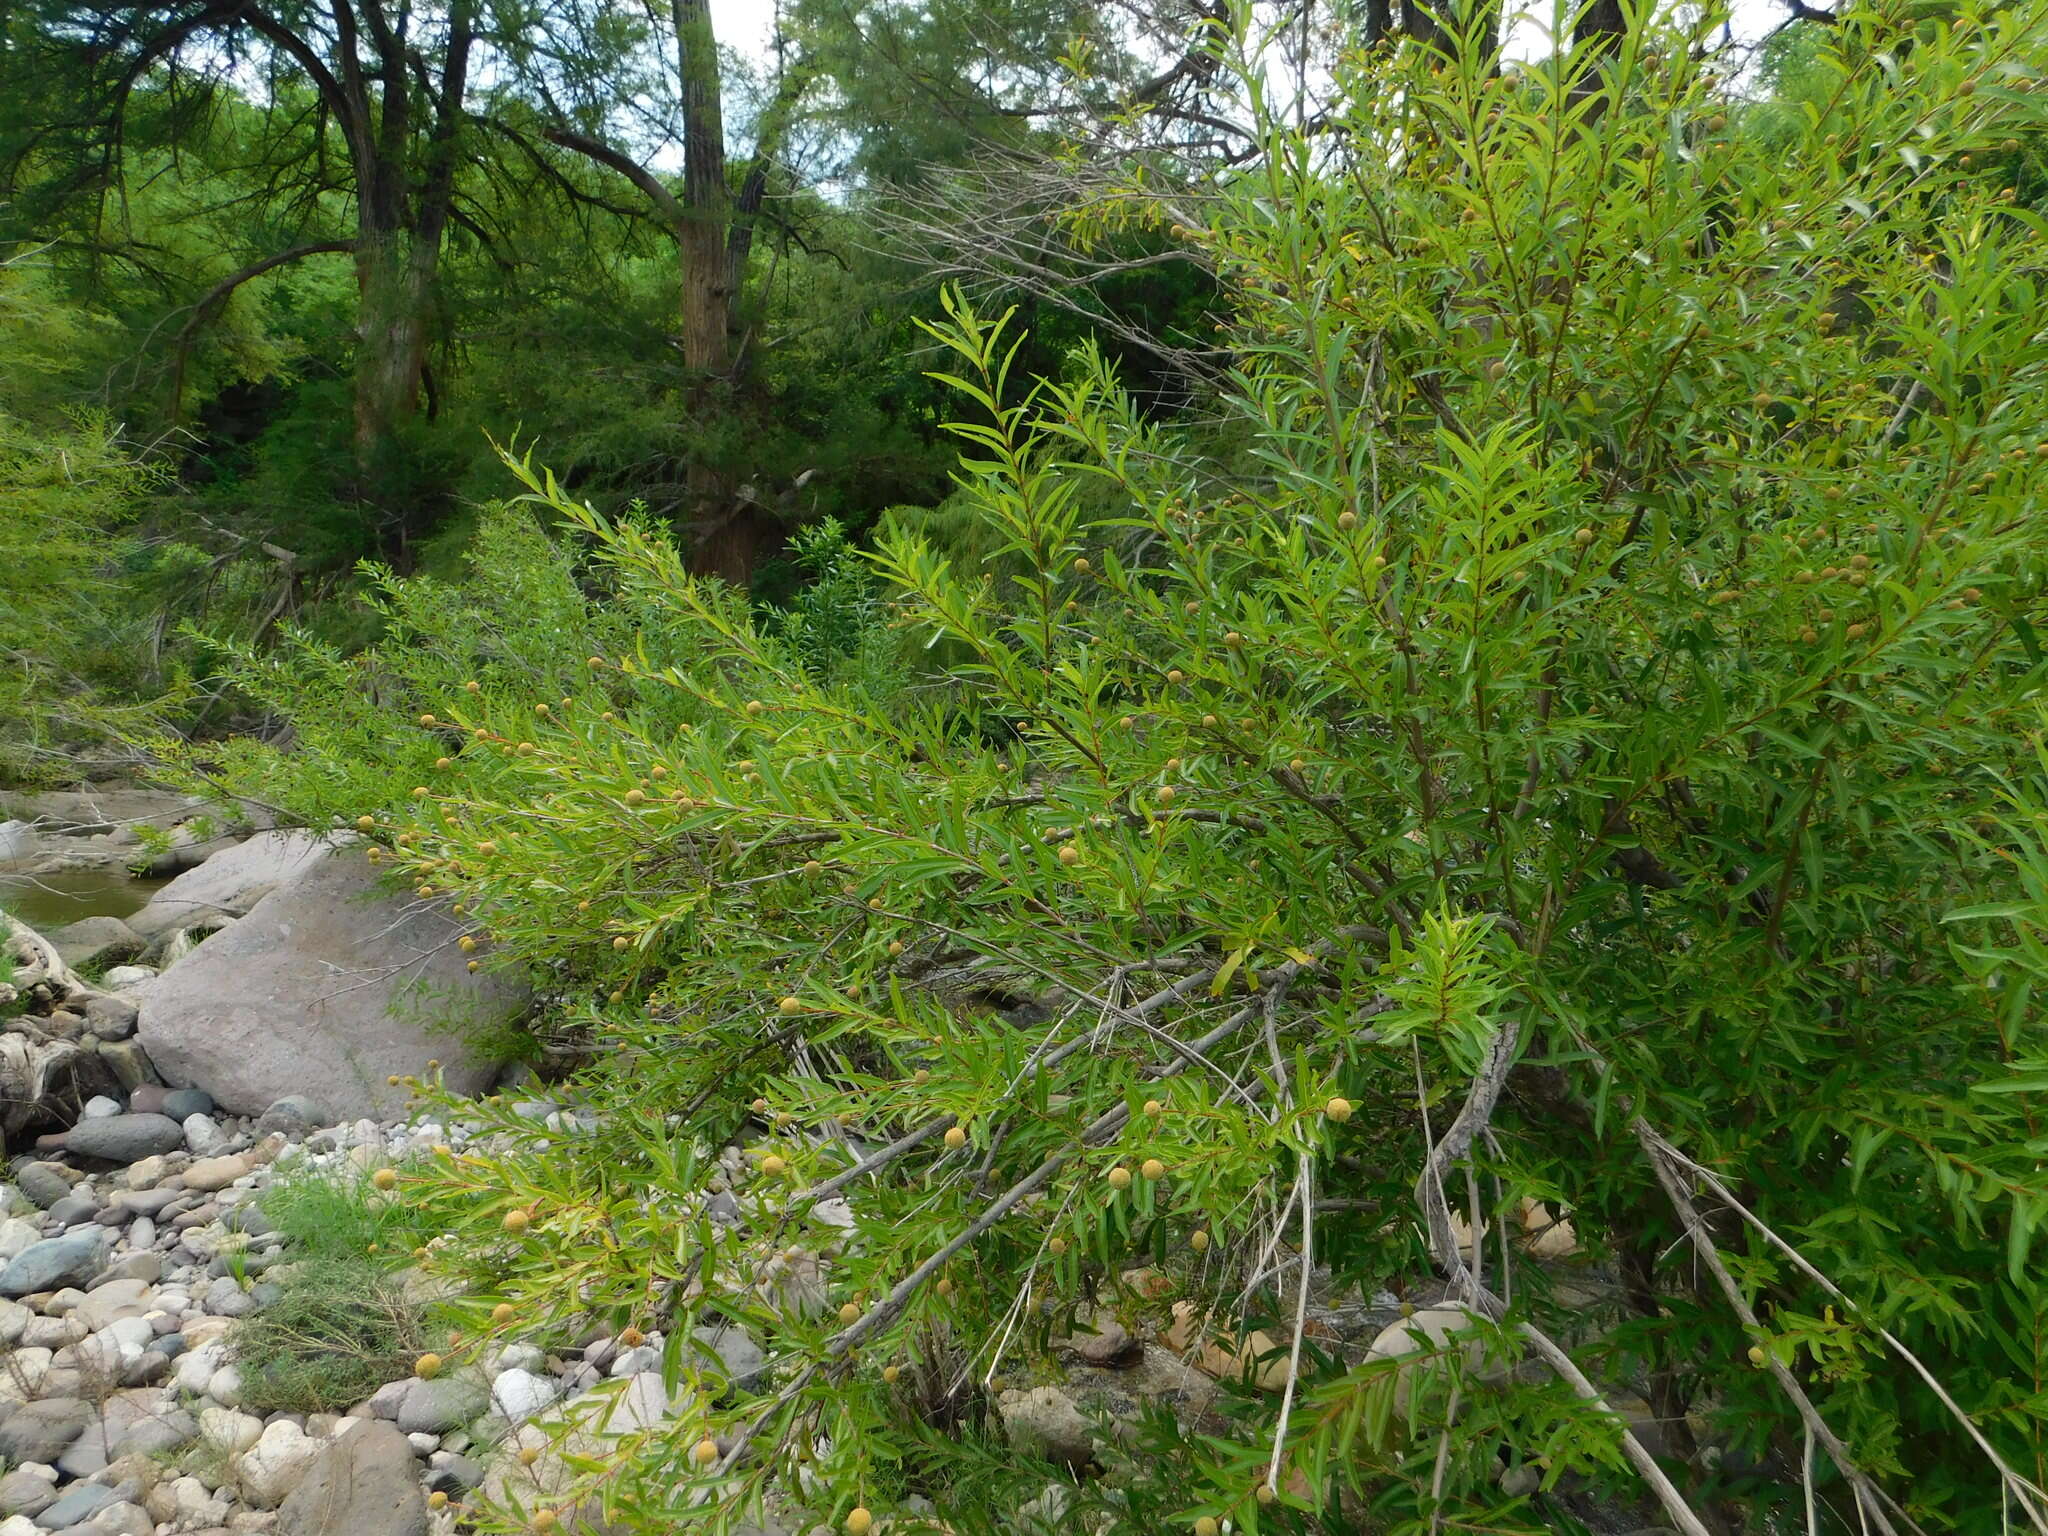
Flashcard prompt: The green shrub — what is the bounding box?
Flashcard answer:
[191,6,2048,1534]
[230,1165,437,1414]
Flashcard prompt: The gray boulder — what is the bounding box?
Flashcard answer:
[13,1161,72,1208]
[61,1112,186,1164]
[137,845,526,1118]
[0,1397,91,1462]
[124,830,330,942]
[278,1420,428,1536]
[0,1230,105,1296]
[48,915,145,970]
[396,1375,490,1435]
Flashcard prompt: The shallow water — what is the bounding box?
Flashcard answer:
[0,867,166,927]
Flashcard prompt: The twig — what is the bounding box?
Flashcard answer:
[1637,1124,1911,1536]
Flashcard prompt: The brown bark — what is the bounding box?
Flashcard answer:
[675,0,733,376]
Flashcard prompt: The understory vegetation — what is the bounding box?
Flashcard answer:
[133,4,2048,1534]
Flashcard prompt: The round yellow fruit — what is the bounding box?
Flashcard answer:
[517,1446,541,1466]
[1143,1099,1163,1117]
[883,1364,901,1383]
[356,815,375,831]
[1325,1097,1354,1123]
[1190,1229,1210,1252]
[493,1303,515,1325]
[428,1490,448,1510]
[419,713,437,726]
[693,1438,720,1467]
[414,1353,443,1379]
[745,700,766,716]
[1107,1166,1133,1190]
[762,1155,788,1177]
[613,936,630,950]
[372,1168,398,1191]
[1058,844,1080,866]
[1141,1158,1166,1181]
[1048,1236,1067,1256]
[619,1327,645,1347]
[459,936,477,953]
[846,1510,875,1536]
[467,960,480,973]
[1196,1519,1220,1536]
[533,1511,559,1532]
[503,1210,531,1235]
[935,1276,954,1296]
[779,996,802,1015]
[944,1126,967,1150]
[839,1302,861,1325]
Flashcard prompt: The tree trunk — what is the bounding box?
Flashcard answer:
[676,0,732,375]
[352,228,433,485]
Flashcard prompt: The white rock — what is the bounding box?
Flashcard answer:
[207,1363,245,1405]
[0,1218,38,1262]
[235,1418,322,1507]
[173,1340,228,1396]
[494,1343,546,1375]
[0,1514,40,1536]
[490,1367,559,1421]
[77,1314,154,1374]
[103,965,157,989]
[182,1113,229,1155]
[406,1432,440,1455]
[0,1297,28,1345]
[90,1498,152,1535]
[608,1345,660,1377]
[80,1095,125,1119]
[197,1406,264,1455]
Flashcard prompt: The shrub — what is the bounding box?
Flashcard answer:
[230,1165,436,1414]
[193,6,2048,1535]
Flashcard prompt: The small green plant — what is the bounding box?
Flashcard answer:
[229,1165,436,1414]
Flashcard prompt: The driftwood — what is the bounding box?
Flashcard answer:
[1,913,120,1144]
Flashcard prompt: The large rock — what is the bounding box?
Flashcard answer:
[47,915,144,970]
[0,1231,105,1296]
[137,845,526,1117]
[0,1397,90,1462]
[60,1112,186,1164]
[279,1420,427,1536]
[124,830,331,942]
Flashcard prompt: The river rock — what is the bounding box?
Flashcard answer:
[236,1418,324,1506]
[278,1420,427,1536]
[12,1161,72,1209]
[0,1466,55,1518]
[0,1397,90,1462]
[32,1479,117,1529]
[161,1086,215,1119]
[0,1231,104,1296]
[137,846,525,1117]
[62,1112,186,1164]
[48,915,144,970]
[124,830,330,942]
[396,1375,489,1434]
[997,1385,1096,1467]
[182,1153,255,1192]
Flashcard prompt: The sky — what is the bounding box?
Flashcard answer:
[710,0,1800,70]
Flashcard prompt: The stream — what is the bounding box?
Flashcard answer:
[0,866,166,928]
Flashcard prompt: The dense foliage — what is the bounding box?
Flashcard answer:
[161,5,2048,1534]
